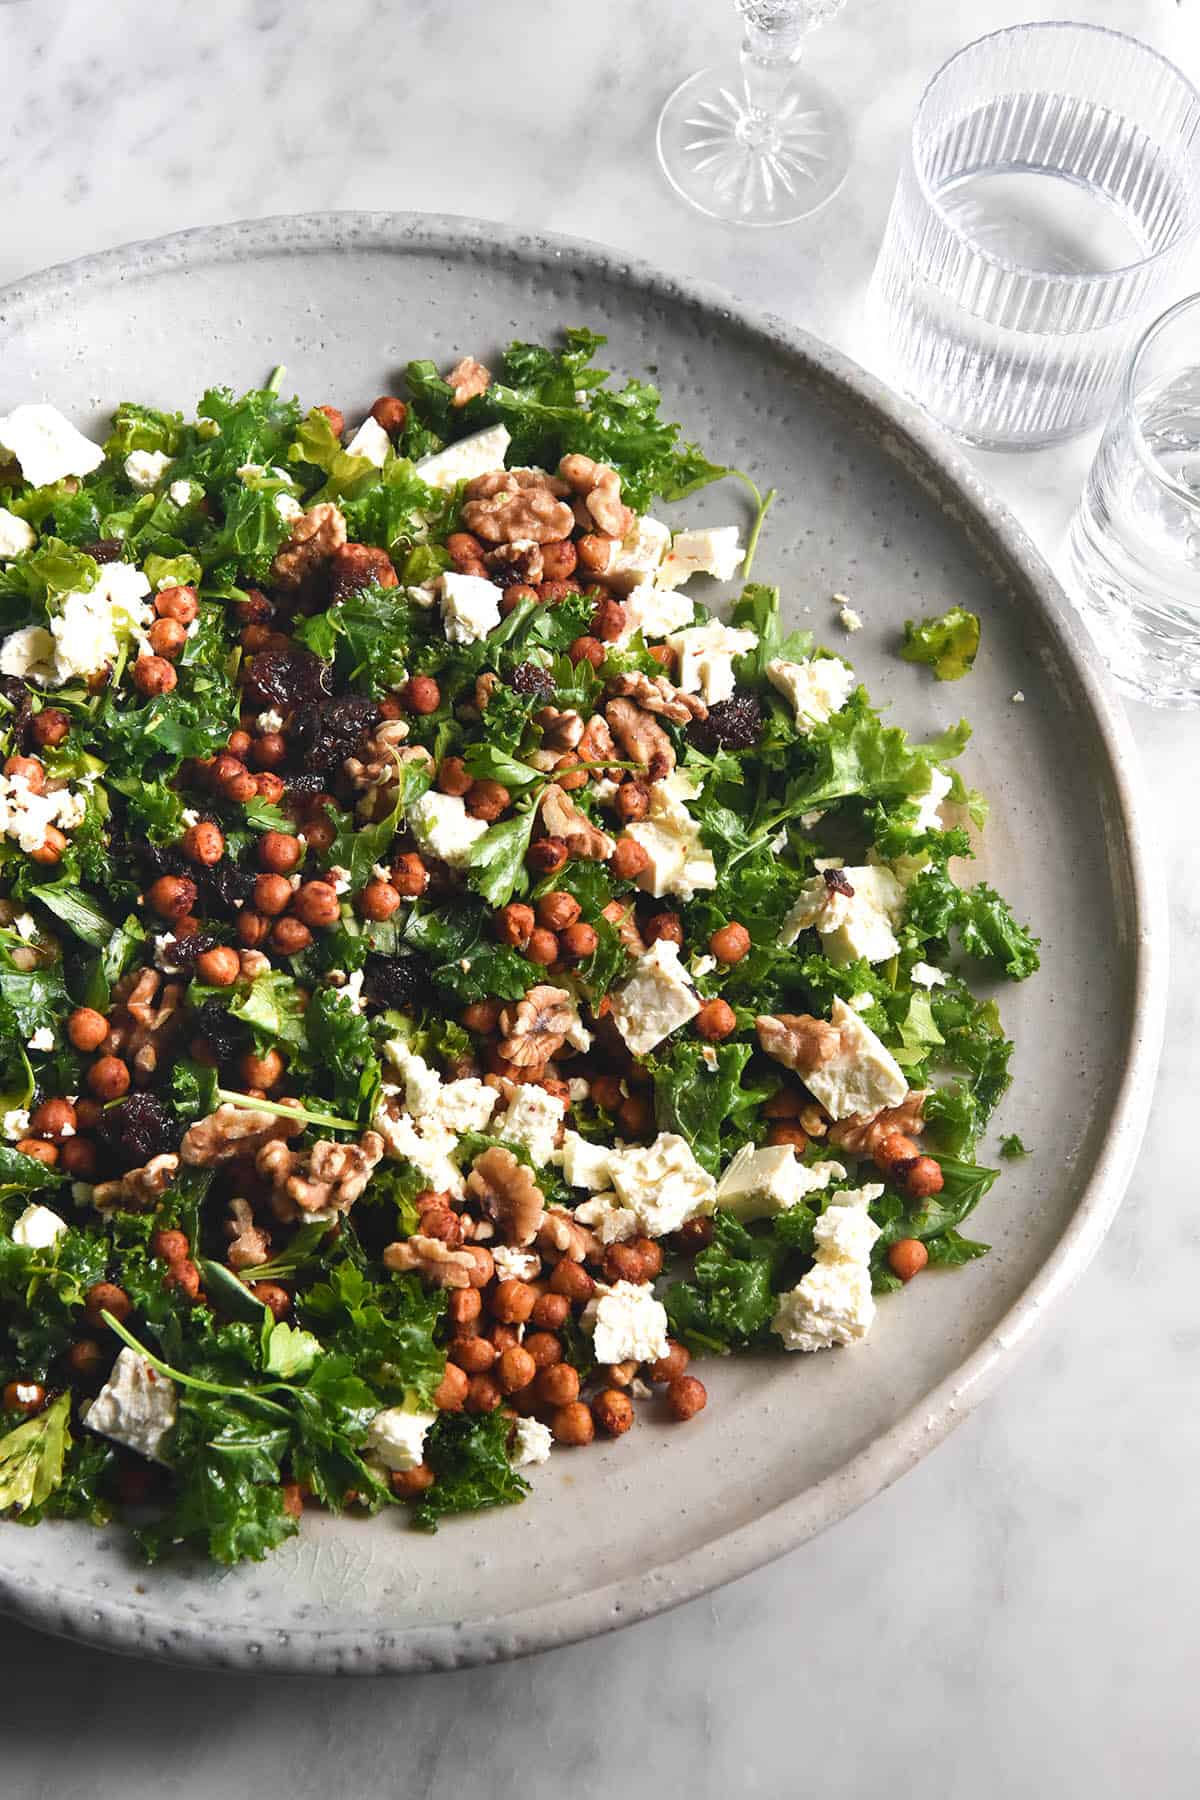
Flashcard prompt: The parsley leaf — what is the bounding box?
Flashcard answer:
[0,1392,71,1515]
[901,606,981,681]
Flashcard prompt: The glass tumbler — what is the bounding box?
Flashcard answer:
[867,24,1200,450]
[1066,292,1200,708]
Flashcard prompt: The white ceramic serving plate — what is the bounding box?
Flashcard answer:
[0,215,1165,1673]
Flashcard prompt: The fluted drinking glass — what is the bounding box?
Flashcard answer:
[867,24,1200,450]
[657,0,852,227]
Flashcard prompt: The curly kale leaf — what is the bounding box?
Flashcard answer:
[901,606,981,681]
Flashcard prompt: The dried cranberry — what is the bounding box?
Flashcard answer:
[163,930,220,975]
[0,676,33,746]
[197,860,256,918]
[687,692,763,752]
[282,772,329,802]
[823,867,855,898]
[192,997,250,1068]
[80,538,126,565]
[511,662,555,698]
[241,647,332,712]
[100,1094,178,1167]
[362,952,431,1009]
[288,696,380,774]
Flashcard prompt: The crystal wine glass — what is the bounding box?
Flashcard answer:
[656,0,852,227]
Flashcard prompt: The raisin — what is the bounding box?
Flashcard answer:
[100,1094,178,1167]
[361,952,432,1009]
[282,772,329,803]
[0,676,34,747]
[687,692,762,752]
[511,663,556,698]
[288,696,380,774]
[823,867,855,898]
[197,859,256,918]
[163,930,220,975]
[241,647,332,712]
[192,997,251,1068]
[80,538,126,565]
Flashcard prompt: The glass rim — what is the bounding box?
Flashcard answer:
[910,20,1200,289]
[1121,288,1200,510]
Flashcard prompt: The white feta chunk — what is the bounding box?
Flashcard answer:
[406,790,489,870]
[605,515,672,594]
[374,1106,465,1198]
[364,1405,436,1473]
[27,1026,54,1053]
[81,1347,177,1463]
[168,478,195,508]
[50,562,153,684]
[0,507,36,559]
[345,415,391,467]
[582,1280,671,1366]
[910,961,948,989]
[511,1416,553,1467]
[0,404,104,489]
[430,1077,500,1137]
[124,449,173,490]
[577,1131,715,1241]
[626,770,715,902]
[439,570,502,645]
[910,766,953,832]
[767,656,856,733]
[494,1085,566,1167]
[666,620,758,705]
[256,709,285,735]
[0,625,55,685]
[559,1130,615,1192]
[415,422,511,492]
[716,1146,846,1223]
[11,1202,68,1249]
[492,1245,542,1282]
[778,864,904,966]
[657,525,745,590]
[801,998,908,1122]
[620,582,695,643]
[609,937,700,1058]
[772,1185,883,1353]
[3,1108,31,1142]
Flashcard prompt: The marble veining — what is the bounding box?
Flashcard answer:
[0,1,1196,1796]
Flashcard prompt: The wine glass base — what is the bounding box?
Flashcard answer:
[656,65,851,227]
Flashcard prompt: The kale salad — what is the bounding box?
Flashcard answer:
[0,332,1038,1564]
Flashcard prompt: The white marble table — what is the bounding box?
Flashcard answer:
[1,1,1196,1794]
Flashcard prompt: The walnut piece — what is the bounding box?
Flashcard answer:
[447,356,491,407]
[557,454,636,540]
[226,1197,271,1271]
[383,1234,478,1288]
[536,1205,598,1264]
[498,984,578,1067]
[466,1146,545,1246]
[755,1013,843,1076]
[608,670,708,726]
[269,502,347,590]
[535,706,585,753]
[602,898,645,956]
[539,783,614,861]
[577,713,620,776]
[180,1104,306,1167]
[828,1089,929,1158]
[461,470,575,546]
[105,967,185,1085]
[604,696,676,774]
[485,540,543,586]
[343,718,414,788]
[257,1131,384,1222]
[91,1153,180,1213]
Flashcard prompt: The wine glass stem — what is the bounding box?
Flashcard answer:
[739,21,805,125]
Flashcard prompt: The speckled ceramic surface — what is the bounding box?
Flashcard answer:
[0,215,1166,1674]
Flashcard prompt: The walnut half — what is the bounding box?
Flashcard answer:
[828,1090,929,1158]
[91,1153,180,1213]
[383,1235,479,1289]
[466,1146,545,1247]
[755,1013,842,1076]
[180,1104,306,1167]
[539,783,614,861]
[498,984,578,1067]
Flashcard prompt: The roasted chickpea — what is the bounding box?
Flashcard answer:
[888,1237,929,1282]
[447,1286,482,1330]
[568,634,606,669]
[2,1379,45,1414]
[271,917,313,955]
[609,836,649,881]
[677,1217,714,1254]
[633,1238,663,1279]
[15,1139,57,1167]
[603,1243,648,1285]
[195,946,241,987]
[304,816,336,854]
[250,1281,291,1320]
[315,403,345,436]
[151,1228,189,1263]
[147,874,197,920]
[30,708,69,749]
[490,1280,537,1325]
[181,820,224,866]
[525,928,559,967]
[464,1374,503,1414]
[446,531,486,572]
[240,1048,285,1090]
[593,1388,635,1437]
[615,780,650,823]
[393,853,429,897]
[541,539,578,581]
[3,754,45,791]
[536,1362,581,1408]
[437,755,473,797]
[559,921,598,961]
[154,583,198,625]
[84,1282,131,1328]
[466,779,510,822]
[250,732,287,770]
[74,1099,103,1132]
[463,1245,495,1289]
[164,1258,202,1302]
[433,1362,469,1411]
[356,879,400,923]
[370,395,408,435]
[148,617,187,660]
[647,644,675,669]
[461,999,500,1034]
[548,1260,594,1305]
[535,892,581,933]
[402,675,441,715]
[576,533,616,576]
[531,1291,570,1331]
[552,1400,595,1446]
[132,655,177,697]
[496,902,535,950]
[709,921,752,964]
[696,998,737,1042]
[524,1330,563,1371]
[589,1074,624,1114]
[258,831,303,874]
[496,1344,537,1395]
[250,873,291,918]
[292,881,340,929]
[30,1097,77,1140]
[67,1338,106,1380]
[526,837,569,876]
[591,598,628,642]
[60,1137,98,1177]
[904,1157,944,1200]
[280,1482,306,1520]
[29,827,66,866]
[767,1123,809,1151]
[237,911,270,949]
[874,1132,920,1172]
[87,1057,131,1100]
[649,1340,690,1384]
[617,1092,652,1137]
[665,1375,707,1421]
[644,912,683,947]
[763,1086,804,1119]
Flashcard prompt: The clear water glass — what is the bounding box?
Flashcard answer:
[656,0,852,227]
[867,24,1200,450]
[1066,292,1200,708]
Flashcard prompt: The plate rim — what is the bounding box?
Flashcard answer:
[0,211,1168,1674]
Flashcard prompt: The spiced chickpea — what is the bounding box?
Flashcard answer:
[437,756,473,798]
[644,912,683,948]
[280,1482,305,1520]
[393,853,429,897]
[763,1086,803,1120]
[603,1243,648,1285]
[526,928,559,967]
[767,1123,808,1151]
[446,532,486,572]
[526,836,569,877]
[447,1287,482,1330]
[888,1237,929,1282]
[390,1464,435,1499]
[30,1097,77,1140]
[709,921,752,964]
[254,773,287,810]
[402,675,441,715]
[530,1291,570,1331]
[874,1133,919,1172]
[552,1401,595,1447]
[696,998,737,1042]
[541,539,578,581]
[304,816,336,854]
[433,1362,469,1411]
[617,1092,652,1138]
[315,402,345,437]
[195,946,241,987]
[576,533,616,576]
[30,708,70,749]
[15,1140,57,1167]
[230,728,255,758]
[633,1238,663,1279]
[293,881,340,929]
[548,1259,594,1305]
[490,1280,537,1326]
[496,1344,537,1395]
[271,917,313,955]
[568,635,606,669]
[151,1229,190,1263]
[2,1380,45,1414]
[358,879,401,922]
[615,780,650,824]
[250,1282,291,1320]
[589,1074,624,1113]
[649,1340,690,1384]
[87,1057,130,1101]
[4,755,45,791]
[593,1388,635,1438]
[250,733,286,770]
[83,1282,131,1328]
[677,1217,714,1254]
[132,655,177,697]
[524,1330,563,1371]
[665,1375,707,1421]
[904,1157,944,1200]
[496,902,535,949]
[29,827,66,866]
[501,584,539,616]
[181,820,224,866]
[74,1099,103,1132]
[370,395,408,435]
[258,831,302,874]
[148,617,187,660]
[535,891,581,933]
[466,779,510,822]
[461,999,500,1034]
[647,644,675,669]
[591,597,627,642]
[609,836,649,882]
[67,1339,106,1380]
[60,1138,97,1177]
[559,921,598,961]
[240,1048,284,1091]
[154,583,198,625]
[237,911,270,949]
[148,875,198,921]
[464,1374,503,1414]
[253,872,293,917]
[536,1362,581,1409]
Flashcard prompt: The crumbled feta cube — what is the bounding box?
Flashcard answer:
[767,656,856,732]
[494,1085,566,1167]
[256,709,285,735]
[430,1076,500,1137]
[49,562,153,684]
[345,415,391,467]
[839,606,863,633]
[492,1245,542,1282]
[415,422,511,492]
[576,1132,715,1241]
[716,1146,846,1222]
[168,478,195,508]
[3,1108,31,1141]
[0,507,36,559]
[81,1348,177,1463]
[626,770,715,901]
[582,1280,671,1365]
[439,571,502,645]
[406,790,490,870]
[772,1186,883,1353]
[27,1026,54,1053]
[0,404,104,489]
[609,938,700,1057]
[275,493,303,521]
[374,1106,466,1198]
[0,625,55,685]
[559,1130,615,1192]
[909,766,952,832]
[11,1202,68,1249]
[778,865,904,966]
[620,582,695,643]
[910,961,947,988]
[0,768,87,854]
[605,515,672,594]
[657,525,745,590]
[384,1040,444,1119]
[512,1416,554,1467]
[124,449,173,490]
[364,1405,436,1473]
[666,620,758,704]
[1011,690,1025,704]
[802,998,908,1122]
